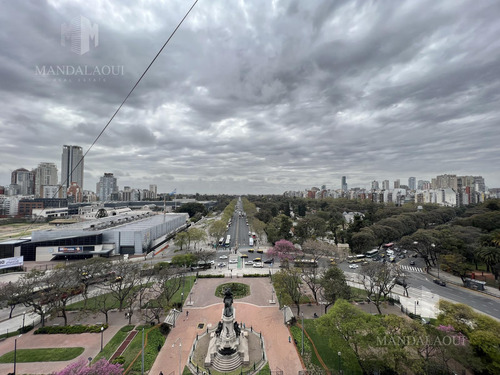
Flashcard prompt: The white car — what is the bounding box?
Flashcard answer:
[219,255,228,259]
[253,262,264,268]
[349,264,359,269]
[245,260,253,265]
[217,262,226,267]
[229,259,238,264]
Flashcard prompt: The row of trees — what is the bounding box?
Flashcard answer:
[0,257,187,327]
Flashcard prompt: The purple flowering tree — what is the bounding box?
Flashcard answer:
[53,358,123,375]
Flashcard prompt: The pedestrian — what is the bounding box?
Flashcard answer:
[186,310,189,318]
[160,372,164,375]
[289,336,291,343]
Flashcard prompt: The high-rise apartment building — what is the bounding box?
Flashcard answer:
[97,173,118,202]
[382,180,390,190]
[11,168,35,195]
[371,180,379,190]
[61,145,84,190]
[341,176,347,192]
[408,177,416,191]
[432,174,457,191]
[394,179,400,189]
[35,162,58,198]
[149,184,157,199]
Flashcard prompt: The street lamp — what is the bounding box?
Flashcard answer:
[431,243,439,278]
[100,326,104,352]
[172,338,182,375]
[13,334,21,375]
[301,313,304,355]
[22,311,26,333]
[180,292,184,312]
[338,351,342,374]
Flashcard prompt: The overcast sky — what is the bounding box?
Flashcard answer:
[1,0,499,195]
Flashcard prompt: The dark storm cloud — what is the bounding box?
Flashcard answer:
[1,0,499,194]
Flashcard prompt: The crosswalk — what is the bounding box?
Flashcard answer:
[399,265,425,273]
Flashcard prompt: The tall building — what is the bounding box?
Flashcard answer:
[408,177,416,191]
[341,176,347,192]
[11,168,35,195]
[394,179,400,189]
[97,173,118,202]
[432,174,457,191]
[61,145,84,190]
[371,180,379,190]
[35,162,58,198]
[149,184,157,199]
[382,180,390,190]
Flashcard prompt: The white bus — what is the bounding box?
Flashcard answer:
[249,237,254,246]
[225,235,231,247]
[366,249,379,258]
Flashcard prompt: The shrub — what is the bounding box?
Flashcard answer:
[197,274,224,278]
[34,324,108,335]
[242,274,269,277]
[120,325,135,332]
[112,356,125,365]
[159,323,171,336]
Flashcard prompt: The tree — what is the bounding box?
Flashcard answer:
[0,282,22,319]
[295,215,327,242]
[187,227,207,249]
[265,214,293,244]
[359,262,398,314]
[319,266,351,313]
[174,231,189,250]
[350,229,377,253]
[171,253,198,268]
[47,265,83,326]
[273,268,303,315]
[478,247,500,279]
[251,218,266,243]
[208,220,227,247]
[53,358,123,375]
[107,261,142,311]
[175,202,207,218]
[268,239,299,268]
[68,258,112,309]
[17,269,52,327]
[441,254,470,283]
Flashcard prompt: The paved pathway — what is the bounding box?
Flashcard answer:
[150,277,304,375]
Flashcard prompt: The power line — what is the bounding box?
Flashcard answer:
[28,0,199,226]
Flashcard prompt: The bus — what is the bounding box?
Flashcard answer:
[366,249,379,258]
[294,258,318,268]
[225,235,231,247]
[347,254,366,263]
[249,237,254,246]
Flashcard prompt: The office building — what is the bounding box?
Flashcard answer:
[61,145,84,190]
[394,179,400,189]
[382,180,390,190]
[341,176,347,192]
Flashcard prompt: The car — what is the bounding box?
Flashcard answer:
[409,260,415,266]
[229,259,237,264]
[248,249,254,253]
[399,255,405,259]
[433,279,446,286]
[263,258,274,264]
[245,260,254,265]
[217,262,226,267]
[240,254,248,258]
[257,249,263,254]
[254,257,262,262]
[412,253,418,258]
[219,255,228,259]
[253,262,264,268]
[348,264,358,269]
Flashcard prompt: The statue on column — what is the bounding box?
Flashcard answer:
[223,288,234,317]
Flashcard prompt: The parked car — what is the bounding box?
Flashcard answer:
[349,264,359,269]
[218,262,226,267]
[263,258,274,264]
[433,279,446,286]
[245,261,253,265]
[410,260,416,266]
[253,262,264,268]
[229,259,238,264]
[219,255,228,259]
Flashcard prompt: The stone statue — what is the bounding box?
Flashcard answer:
[215,321,223,337]
[223,288,234,317]
[234,321,241,337]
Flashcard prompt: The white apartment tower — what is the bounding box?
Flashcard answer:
[35,162,58,198]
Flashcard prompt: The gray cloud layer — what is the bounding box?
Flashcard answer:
[1,0,499,194]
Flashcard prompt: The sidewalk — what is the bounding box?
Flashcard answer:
[428,267,500,299]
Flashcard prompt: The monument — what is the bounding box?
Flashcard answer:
[204,288,250,371]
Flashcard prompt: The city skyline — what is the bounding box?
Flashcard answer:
[1,1,500,194]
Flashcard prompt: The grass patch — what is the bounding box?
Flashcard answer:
[120,326,165,374]
[215,282,250,299]
[0,347,84,363]
[349,286,369,301]
[93,325,135,363]
[302,319,363,374]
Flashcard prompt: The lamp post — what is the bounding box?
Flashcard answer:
[141,328,145,375]
[172,338,182,375]
[100,326,104,352]
[271,288,275,304]
[13,334,21,375]
[22,311,26,333]
[338,351,342,374]
[431,243,439,278]
[301,313,304,355]
[180,292,184,312]
[283,305,287,324]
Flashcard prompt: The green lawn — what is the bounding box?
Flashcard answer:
[215,282,250,299]
[120,326,165,374]
[93,325,135,363]
[0,347,84,363]
[291,320,363,375]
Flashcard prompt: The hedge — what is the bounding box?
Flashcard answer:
[35,324,108,334]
